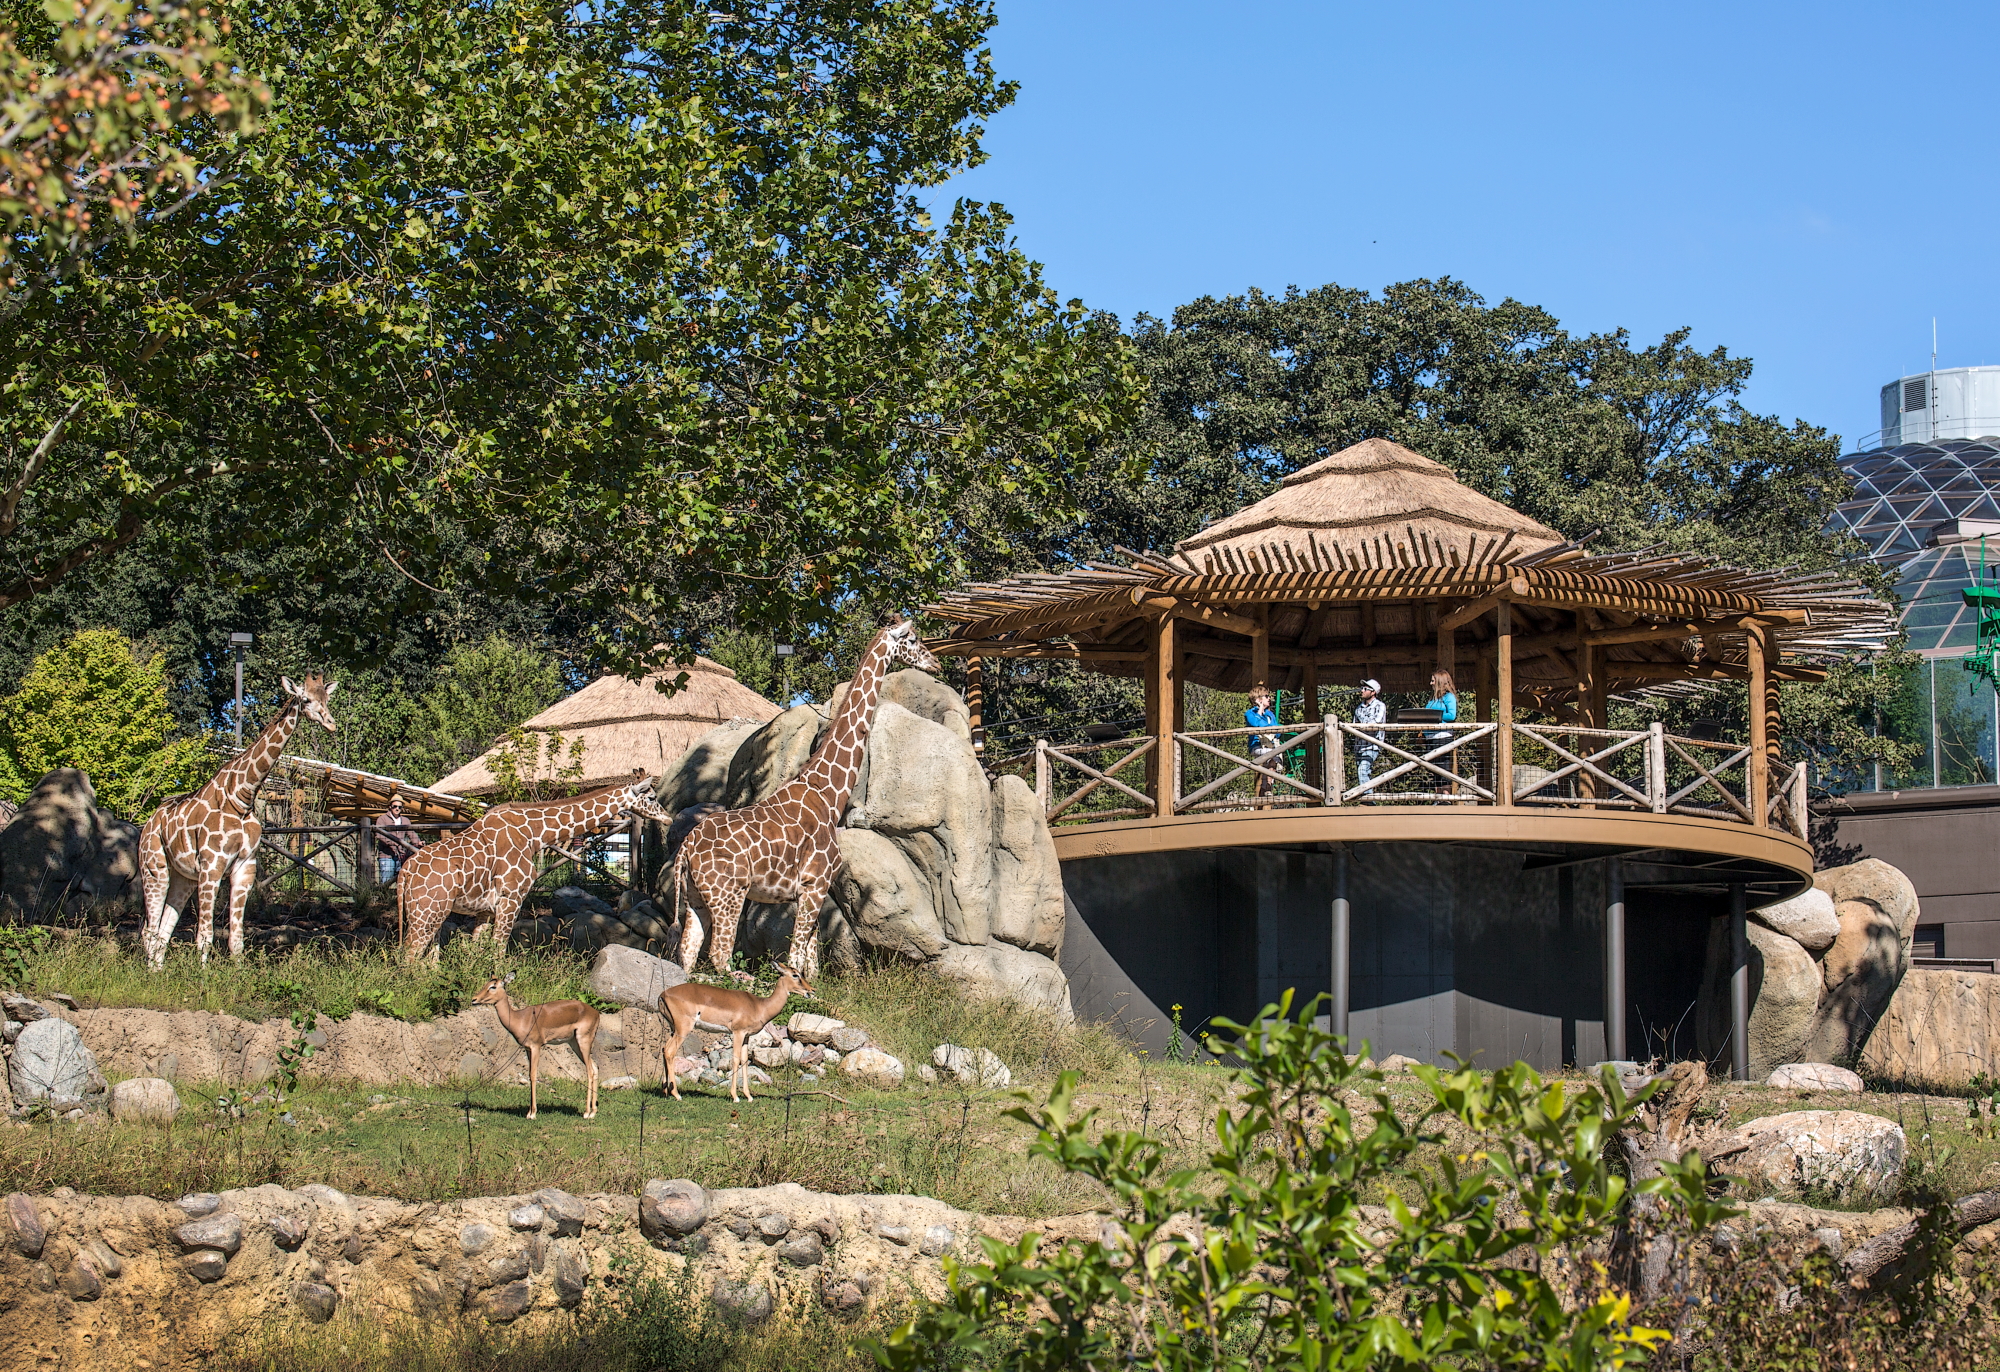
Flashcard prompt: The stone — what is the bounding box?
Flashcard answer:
[1745,922,1822,1079]
[919,1225,954,1258]
[602,1075,638,1091]
[972,1048,1012,1089]
[1767,1063,1864,1092]
[109,1077,180,1124]
[182,1250,228,1282]
[655,718,771,813]
[670,1055,703,1082]
[726,704,829,808]
[507,1204,545,1231]
[755,1211,792,1240]
[552,885,616,923]
[7,1193,44,1257]
[617,898,676,945]
[173,1212,243,1256]
[483,1281,533,1323]
[342,1234,364,1264]
[59,1255,102,1301]
[877,1223,912,1246]
[459,1222,496,1256]
[1861,968,2000,1090]
[588,943,686,1008]
[916,1065,938,1086]
[487,1247,531,1284]
[749,1046,791,1070]
[269,1214,310,1250]
[535,1188,586,1236]
[712,1275,775,1324]
[745,1065,772,1086]
[881,668,973,742]
[1753,887,1841,954]
[9,1017,99,1104]
[0,768,140,920]
[840,1047,905,1089]
[1378,1054,1421,1072]
[829,1026,870,1053]
[822,1277,867,1314]
[777,1230,824,1266]
[788,1013,845,1045]
[292,1281,339,1322]
[552,1243,587,1308]
[932,1043,974,1083]
[1807,860,1922,1064]
[1729,1110,1906,1203]
[640,1179,708,1240]
[83,1238,121,1278]
[1814,1226,1846,1258]
[932,941,1073,1021]
[831,829,952,961]
[0,992,45,1023]
[986,774,1066,958]
[2,1021,18,1044]
[176,1193,222,1218]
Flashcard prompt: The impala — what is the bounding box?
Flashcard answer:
[473,975,601,1120]
[659,964,814,1103]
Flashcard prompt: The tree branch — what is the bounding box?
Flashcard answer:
[1842,1187,2000,1286]
[0,395,87,538]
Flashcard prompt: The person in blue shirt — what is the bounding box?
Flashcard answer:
[1246,687,1279,801]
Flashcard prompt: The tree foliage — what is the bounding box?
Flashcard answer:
[0,626,213,813]
[0,0,1140,671]
[873,992,1733,1372]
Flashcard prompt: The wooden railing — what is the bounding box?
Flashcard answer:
[995,719,1810,841]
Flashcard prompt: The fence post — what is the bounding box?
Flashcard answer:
[1325,718,1343,806]
[1034,739,1050,813]
[1647,721,1668,813]
[1790,760,1809,839]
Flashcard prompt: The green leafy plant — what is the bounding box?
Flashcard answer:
[274,1007,318,1096]
[1164,1002,1190,1066]
[1968,1071,2000,1140]
[351,988,398,1019]
[486,725,586,804]
[0,926,50,987]
[873,990,1736,1372]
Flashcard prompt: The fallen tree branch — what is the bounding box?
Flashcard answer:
[1842,1187,2000,1285]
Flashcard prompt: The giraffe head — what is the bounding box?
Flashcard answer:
[883,620,941,673]
[616,771,670,823]
[280,674,340,734]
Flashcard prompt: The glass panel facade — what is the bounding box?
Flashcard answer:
[1862,659,1999,791]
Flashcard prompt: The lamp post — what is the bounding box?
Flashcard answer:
[230,632,253,748]
[775,642,795,704]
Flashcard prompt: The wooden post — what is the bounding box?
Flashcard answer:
[1647,721,1667,813]
[1747,623,1771,827]
[1326,714,1344,805]
[1154,614,1178,818]
[1789,760,1809,839]
[1496,603,1514,806]
[1251,603,1270,693]
[357,817,377,894]
[1475,650,1495,798]
[966,655,985,756]
[1034,738,1050,812]
[1144,633,1160,800]
[1577,634,1599,806]
[1302,658,1322,795]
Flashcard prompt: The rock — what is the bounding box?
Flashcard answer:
[788,1012,845,1045]
[822,1277,867,1314]
[459,1222,495,1256]
[971,1048,1012,1089]
[919,1225,955,1258]
[916,1065,938,1086]
[269,1213,309,1250]
[670,1055,703,1081]
[552,1243,588,1308]
[2,1022,19,1045]
[840,1047,904,1089]
[749,1046,790,1070]
[9,1017,99,1104]
[617,898,676,945]
[0,768,140,920]
[745,1065,771,1087]
[845,704,995,945]
[1377,1054,1421,1072]
[712,1275,775,1324]
[57,1254,102,1300]
[987,774,1066,957]
[932,1043,974,1083]
[176,1193,222,1218]
[182,1250,228,1282]
[601,1075,638,1091]
[292,1281,339,1322]
[486,1248,531,1284]
[877,1223,912,1246]
[82,1237,120,1278]
[7,1193,43,1257]
[1807,860,1922,1064]
[777,1230,824,1266]
[507,1204,545,1231]
[881,668,973,742]
[1767,1063,1865,1092]
[1746,923,1822,1079]
[0,992,46,1023]
[1753,887,1840,953]
[831,829,952,961]
[726,705,829,808]
[1728,1110,1906,1204]
[932,941,1073,1021]
[109,1077,180,1124]
[553,885,616,923]
[483,1280,533,1323]
[1861,968,2000,1090]
[640,1179,708,1240]
[656,719,771,813]
[755,1211,792,1240]
[174,1212,243,1255]
[535,1188,586,1237]
[829,1026,870,1053]
[588,944,687,1008]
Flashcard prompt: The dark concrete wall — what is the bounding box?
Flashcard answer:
[1060,844,1711,1070]
[1816,789,2000,958]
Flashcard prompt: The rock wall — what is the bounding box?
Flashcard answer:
[1860,967,2000,1090]
[1696,859,1920,1078]
[0,1180,1103,1370]
[0,769,139,921]
[650,671,1071,1018]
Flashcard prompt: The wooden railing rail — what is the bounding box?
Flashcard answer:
[1509,724,1653,809]
[1324,721,1498,805]
[1173,723,1328,811]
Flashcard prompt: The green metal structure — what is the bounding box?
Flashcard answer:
[1962,535,2000,687]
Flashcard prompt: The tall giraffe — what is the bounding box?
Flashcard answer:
[675,620,940,979]
[139,675,340,967]
[398,772,669,960]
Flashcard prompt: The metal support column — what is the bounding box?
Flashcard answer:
[1729,883,1750,1082]
[1331,845,1351,1043]
[1604,858,1627,1061]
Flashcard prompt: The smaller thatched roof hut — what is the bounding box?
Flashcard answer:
[434,656,780,798]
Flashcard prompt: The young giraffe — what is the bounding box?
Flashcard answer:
[398,772,669,960]
[675,620,940,980]
[139,675,340,967]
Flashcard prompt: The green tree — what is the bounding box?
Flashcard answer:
[0,0,1140,676]
[0,627,213,813]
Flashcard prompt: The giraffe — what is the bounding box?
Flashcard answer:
[397,772,669,960]
[139,675,340,968]
[674,620,940,980]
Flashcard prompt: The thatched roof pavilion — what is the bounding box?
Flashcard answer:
[435,656,779,798]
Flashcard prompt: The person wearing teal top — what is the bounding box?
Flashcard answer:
[1426,669,1459,782]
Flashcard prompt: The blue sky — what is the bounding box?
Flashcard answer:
[929,0,2000,450]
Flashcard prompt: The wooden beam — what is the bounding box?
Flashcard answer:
[1607,661,1827,683]
[1438,577,1530,633]
[1128,590,1263,638]
[1580,610,1808,647]
[1299,604,1334,649]
[925,641,1149,661]
[1496,602,1514,807]
[1747,623,1770,828]
[1154,614,1178,818]
[1251,603,1270,690]
[966,656,985,754]
[1178,638,1430,667]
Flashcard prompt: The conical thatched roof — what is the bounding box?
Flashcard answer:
[434,656,780,797]
[1175,438,1564,573]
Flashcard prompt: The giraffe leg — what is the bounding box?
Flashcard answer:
[152,874,195,967]
[193,862,226,965]
[225,858,256,960]
[490,882,531,961]
[526,1042,540,1120]
[139,823,171,967]
[689,870,748,976]
[786,875,834,982]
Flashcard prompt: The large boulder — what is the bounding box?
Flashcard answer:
[655,719,770,813]
[1859,967,2000,1091]
[1728,1110,1906,1204]
[726,705,829,808]
[0,769,140,920]
[934,941,1073,1021]
[880,670,972,743]
[1806,860,1920,1064]
[588,945,687,1009]
[846,703,996,945]
[1753,887,1839,953]
[10,1017,100,1105]
[829,830,949,961]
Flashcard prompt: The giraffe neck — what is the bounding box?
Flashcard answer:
[524,789,628,847]
[791,628,896,817]
[204,700,303,815]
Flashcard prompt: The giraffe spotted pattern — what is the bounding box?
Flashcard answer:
[675,620,940,979]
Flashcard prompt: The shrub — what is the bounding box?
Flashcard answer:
[873,991,1735,1372]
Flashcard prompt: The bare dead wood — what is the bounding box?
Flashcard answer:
[1842,1187,2000,1286]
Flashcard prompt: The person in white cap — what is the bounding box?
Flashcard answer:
[1353,679,1387,794]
